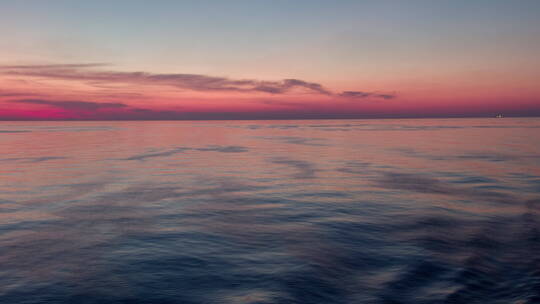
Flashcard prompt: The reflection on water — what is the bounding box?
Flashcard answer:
[1,118,539,303]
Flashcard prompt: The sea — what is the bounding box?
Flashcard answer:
[1,118,539,304]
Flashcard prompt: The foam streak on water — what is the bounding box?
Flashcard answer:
[1,118,539,303]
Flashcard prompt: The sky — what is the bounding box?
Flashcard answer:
[1,0,539,120]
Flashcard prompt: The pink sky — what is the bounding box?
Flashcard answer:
[1,63,538,120]
[1,1,539,120]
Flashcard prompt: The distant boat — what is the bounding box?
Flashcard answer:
[495,114,504,118]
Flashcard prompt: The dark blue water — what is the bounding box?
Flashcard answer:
[1,118,539,303]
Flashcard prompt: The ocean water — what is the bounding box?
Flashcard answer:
[1,118,539,304]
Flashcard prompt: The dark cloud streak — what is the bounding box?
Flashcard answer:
[339,91,396,100]
[0,63,108,69]
[0,64,393,98]
[0,64,334,95]
[11,99,127,110]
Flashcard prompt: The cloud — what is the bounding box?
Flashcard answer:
[4,98,185,120]
[11,99,127,110]
[0,64,393,98]
[0,64,334,95]
[0,92,36,97]
[266,79,331,95]
[0,88,47,98]
[0,63,108,69]
[0,130,31,133]
[339,91,396,100]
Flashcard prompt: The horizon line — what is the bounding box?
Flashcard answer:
[1,114,538,122]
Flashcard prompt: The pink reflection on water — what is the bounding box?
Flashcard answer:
[1,118,540,298]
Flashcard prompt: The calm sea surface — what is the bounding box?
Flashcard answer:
[1,118,539,304]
